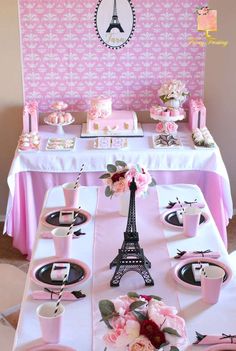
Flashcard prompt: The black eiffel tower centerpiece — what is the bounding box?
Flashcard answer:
[110,178,154,287]
[106,0,124,33]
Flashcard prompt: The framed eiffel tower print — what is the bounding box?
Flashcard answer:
[95,0,136,49]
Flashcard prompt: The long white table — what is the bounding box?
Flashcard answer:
[5,123,233,258]
[13,184,236,351]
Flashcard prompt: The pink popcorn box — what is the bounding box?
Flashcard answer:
[189,98,206,131]
[23,101,39,133]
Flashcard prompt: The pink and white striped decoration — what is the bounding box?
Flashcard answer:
[18,0,206,112]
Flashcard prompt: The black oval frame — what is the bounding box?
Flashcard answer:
[94,0,136,50]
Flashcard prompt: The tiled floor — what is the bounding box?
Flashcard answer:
[0,217,235,332]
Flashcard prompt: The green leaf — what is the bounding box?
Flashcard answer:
[163,327,181,337]
[149,178,157,187]
[99,299,116,320]
[132,310,147,322]
[149,294,162,301]
[127,292,139,299]
[115,160,127,168]
[160,342,170,348]
[107,164,117,173]
[136,164,142,173]
[130,300,146,311]
[105,186,113,197]
[170,346,179,351]
[99,173,111,179]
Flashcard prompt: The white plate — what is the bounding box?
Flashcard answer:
[93,137,128,149]
[44,117,75,127]
[152,135,182,148]
[45,137,76,151]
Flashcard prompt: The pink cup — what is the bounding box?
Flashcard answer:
[201,266,225,304]
[62,182,79,208]
[52,227,73,258]
[183,207,201,237]
[37,302,65,343]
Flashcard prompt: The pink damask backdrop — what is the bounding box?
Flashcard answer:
[18,0,206,112]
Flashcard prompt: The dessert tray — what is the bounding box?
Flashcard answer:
[93,137,128,149]
[153,134,182,148]
[161,209,209,228]
[45,138,76,151]
[30,257,91,288]
[172,257,232,290]
[44,117,75,135]
[192,127,216,148]
[81,122,144,137]
[41,208,91,229]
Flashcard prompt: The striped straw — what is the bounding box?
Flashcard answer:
[74,164,85,189]
[176,197,185,214]
[66,207,81,235]
[54,273,68,315]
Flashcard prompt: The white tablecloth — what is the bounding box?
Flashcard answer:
[13,185,236,351]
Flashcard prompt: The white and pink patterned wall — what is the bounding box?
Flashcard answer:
[18,0,206,112]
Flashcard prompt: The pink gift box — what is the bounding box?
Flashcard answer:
[23,101,39,133]
[189,98,206,130]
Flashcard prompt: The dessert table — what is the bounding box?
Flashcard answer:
[5,123,233,258]
[13,184,236,351]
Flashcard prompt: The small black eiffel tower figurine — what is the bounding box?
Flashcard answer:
[110,178,154,287]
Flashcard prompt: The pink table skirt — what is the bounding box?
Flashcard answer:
[6,170,230,259]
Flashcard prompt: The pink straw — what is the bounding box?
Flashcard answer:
[66,208,81,235]
[54,273,68,315]
[74,164,85,189]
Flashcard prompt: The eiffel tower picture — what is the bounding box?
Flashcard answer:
[106,0,124,33]
[110,178,154,287]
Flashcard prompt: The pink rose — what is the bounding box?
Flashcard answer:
[125,166,152,197]
[148,300,187,350]
[104,317,140,349]
[156,122,164,133]
[88,107,99,120]
[129,335,155,351]
[165,121,177,134]
[113,295,137,316]
[112,178,128,194]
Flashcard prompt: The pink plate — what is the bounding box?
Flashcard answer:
[30,257,91,289]
[205,345,236,351]
[26,344,76,351]
[172,257,232,290]
[160,209,209,229]
[40,207,92,229]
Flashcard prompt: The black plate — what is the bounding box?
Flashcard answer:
[165,210,206,227]
[35,261,85,286]
[177,261,228,287]
[45,210,87,227]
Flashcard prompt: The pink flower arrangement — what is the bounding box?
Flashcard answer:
[99,161,156,198]
[155,122,178,134]
[99,292,187,351]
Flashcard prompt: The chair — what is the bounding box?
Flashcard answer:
[229,251,236,272]
[0,264,27,314]
[0,316,15,351]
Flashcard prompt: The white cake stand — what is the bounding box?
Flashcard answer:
[44,117,75,135]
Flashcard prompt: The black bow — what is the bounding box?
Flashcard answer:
[220,334,236,343]
[193,250,212,257]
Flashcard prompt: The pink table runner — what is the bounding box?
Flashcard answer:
[92,187,181,350]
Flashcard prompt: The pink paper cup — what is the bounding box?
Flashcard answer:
[37,302,65,343]
[183,207,201,237]
[52,227,73,258]
[201,266,225,304]
[62,182,79,208]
